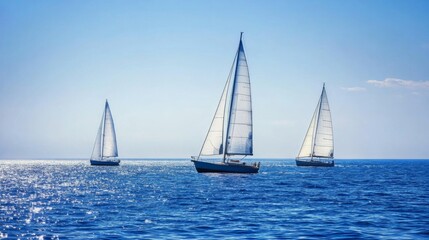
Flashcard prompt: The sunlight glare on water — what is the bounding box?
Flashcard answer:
[1,159,428,239]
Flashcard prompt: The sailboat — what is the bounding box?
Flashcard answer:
[191,33,260,173]
[90,100,120,166]
[296,83,334,167]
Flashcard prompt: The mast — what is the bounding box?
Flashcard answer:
[224,32,243,162]
[101,100,108,159]
[220,53,237,160]
[311,83,325,160]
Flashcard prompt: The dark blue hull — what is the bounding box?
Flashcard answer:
[90,159,120,166]
[192,160,259,173]
[296,159,334,167]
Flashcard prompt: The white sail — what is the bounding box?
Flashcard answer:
[192,33,260,173]
[200,71,232,156]
[313,86,333,158]
[90,116,103,160]
[225,37,253,156]
[297,105,318,158]
[102,101,118,158]
[297,84,334,159]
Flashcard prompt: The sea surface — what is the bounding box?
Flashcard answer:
[1,159,428,239]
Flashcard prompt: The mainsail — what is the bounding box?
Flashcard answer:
[102,102,118,158]
[225,34,253,156]
[297,84,334,159]
[91,101,118,160]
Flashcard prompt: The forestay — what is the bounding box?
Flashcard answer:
[200,71,232,156]
[297,107,318,158]
[90,117,103,160]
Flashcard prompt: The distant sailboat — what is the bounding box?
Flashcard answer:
[191,33,260,173]
[296,84,334,167]
[90,100,120,166]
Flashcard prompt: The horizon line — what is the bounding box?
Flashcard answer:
[1,157,429,161]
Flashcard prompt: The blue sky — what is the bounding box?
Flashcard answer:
[1,0,429,159]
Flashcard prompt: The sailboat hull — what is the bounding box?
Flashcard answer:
[296,159,334,167]
[192,160,259,173]
[90,159,120,166]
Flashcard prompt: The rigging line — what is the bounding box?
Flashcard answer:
[296,104,318,159]
[225,37,243,160]
[234,110,252,113]
[315,145,332,147]
[198,45,238,162]
[101,101,108,159]
[311,87,325,160]
[91,111,104,160]
[230,123,252,126]
[227,153,253,156]
[204,140,220,154]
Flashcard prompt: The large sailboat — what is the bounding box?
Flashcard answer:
[191,33,260,173]
[296,84,334,167]
[90,100,120,166]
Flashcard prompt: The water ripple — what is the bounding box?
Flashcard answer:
[1,159,429,238]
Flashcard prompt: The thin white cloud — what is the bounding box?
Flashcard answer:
[367,78,429,89]
[342,87,366,92]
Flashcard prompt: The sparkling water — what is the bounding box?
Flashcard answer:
[1,159,428,239]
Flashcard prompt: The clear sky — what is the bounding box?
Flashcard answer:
[1,0,429,159]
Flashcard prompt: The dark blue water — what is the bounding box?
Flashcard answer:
[1,159,428,239]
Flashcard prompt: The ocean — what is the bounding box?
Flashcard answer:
[1,159,428,239]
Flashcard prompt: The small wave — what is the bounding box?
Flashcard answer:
[1,159,428,239]
[0,232,8,239]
